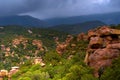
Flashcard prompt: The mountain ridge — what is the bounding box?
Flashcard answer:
[49,20,106,34]
[45,12,120,26]
[0,15,47,27]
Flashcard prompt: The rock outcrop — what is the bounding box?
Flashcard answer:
[77,32,88,41]
[0,70,8,80]
[84,26,120,77]
[27,29,33,34]
[0,69,13,80]
[32,39,44,51]
[33,57,45,67]
[9,66,19,75]
[12,36,28,49]
[55,35,73,55]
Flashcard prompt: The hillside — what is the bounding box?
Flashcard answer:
[0,15,47,27]
[0,25,67,48]
[45,12,120,26]
[0,25,120,80]
[49,20,106,34]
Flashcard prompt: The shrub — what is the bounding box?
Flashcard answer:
[101,57,120,80]
[63,65,96,80]
[18,77,31,80]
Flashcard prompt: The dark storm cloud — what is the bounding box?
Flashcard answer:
[0,0,44,16]
[110,0,120,6]
[0,0,120,19]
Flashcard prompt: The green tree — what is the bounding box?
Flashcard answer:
[63,65,96,80]
[101,57,120,80]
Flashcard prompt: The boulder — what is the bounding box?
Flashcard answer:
[98,26,120,36]
[9,66,19,75]
[56,43,67,55]
[98,26,112,35]
[89,37,103,49]
[0,70,8,76]
[33,57,45,67]
[89,48,120,77]
[27,29,33,34]
[107,43,120,49]
[88,29,99,39]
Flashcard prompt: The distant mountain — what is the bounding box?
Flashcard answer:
[49,20,106,34]
[45,12,120,26]
[1,12,119,28]
[0,15,47,27]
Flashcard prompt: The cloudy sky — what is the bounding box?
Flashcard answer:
[0,0,120,19]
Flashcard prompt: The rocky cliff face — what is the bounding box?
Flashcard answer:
[84,26,120,77]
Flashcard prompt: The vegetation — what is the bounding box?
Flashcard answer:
[0,25,120,80]
[101,57,120,80]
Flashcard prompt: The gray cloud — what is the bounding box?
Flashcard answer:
[0,0,43,16]
[0,0,120,19]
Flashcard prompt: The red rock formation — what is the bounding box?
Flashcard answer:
[89,36,103,49]
[65,35,73,43]
[56,43,67,55]
[77,33,88,41]
[0,70,8,80]
[84,26,120,77]
[89,48,120,77]
[55,35,73,55]
[12,36,28,49]
[9,66,19,76]
[33,57,45,67]
[32,39,44,51]
[88,29,99,39]
[1,45,5,51]
[107,43,120,49]
[98,26,112,35]
[0,70,8,76]
[54,37,59,45]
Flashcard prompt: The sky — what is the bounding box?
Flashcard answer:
[0,0,120,19]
